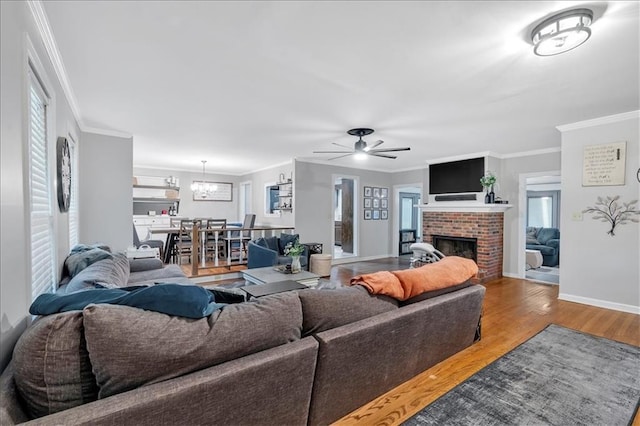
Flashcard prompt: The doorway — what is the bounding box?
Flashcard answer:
[333,176,357,259]
[519,173,561,285]
[393,184,422,257]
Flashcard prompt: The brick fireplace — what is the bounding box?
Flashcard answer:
[422,206,508,284]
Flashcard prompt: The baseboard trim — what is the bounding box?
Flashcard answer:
[502,271,521,279]
[331,254,394,265]
[558,293,640,315]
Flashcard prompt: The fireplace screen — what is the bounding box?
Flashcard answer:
[432,235,477,262]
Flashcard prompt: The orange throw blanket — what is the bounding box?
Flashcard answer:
[350,256,478,301]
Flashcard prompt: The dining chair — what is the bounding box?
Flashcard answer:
[224,214,256,261]
[205,219,227,261]
[175,219,198,265]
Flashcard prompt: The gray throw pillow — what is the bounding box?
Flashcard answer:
[298,285,399,336]
[526,235,540,245]
[278,233,299,254]
[83,291,303,398]
[12,311,98,418]
[65,253,130,293]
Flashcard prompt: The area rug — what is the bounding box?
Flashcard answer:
[404,324,640,425]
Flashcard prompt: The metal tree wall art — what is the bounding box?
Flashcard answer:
[582,196,639,236]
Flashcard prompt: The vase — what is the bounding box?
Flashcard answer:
[484,190,490,204]
[290,256,301,273]
[489,185,495,204]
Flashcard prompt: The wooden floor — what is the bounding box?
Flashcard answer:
[326,261,640,426]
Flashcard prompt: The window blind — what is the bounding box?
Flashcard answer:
[68,136,79,248]
[29,71,55,300]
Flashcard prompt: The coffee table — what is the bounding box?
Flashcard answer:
[239,280,308,300]
[242,266,320,287]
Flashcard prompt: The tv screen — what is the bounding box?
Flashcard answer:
[429,158,485,194]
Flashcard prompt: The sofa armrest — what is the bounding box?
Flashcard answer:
[547,239,560,250]
[247,242,278,269]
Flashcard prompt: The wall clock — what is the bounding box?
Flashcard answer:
[56,137,71,212]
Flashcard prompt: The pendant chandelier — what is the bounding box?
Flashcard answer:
[191,160,217,194]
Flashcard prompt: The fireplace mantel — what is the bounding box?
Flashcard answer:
[418,203,513,213]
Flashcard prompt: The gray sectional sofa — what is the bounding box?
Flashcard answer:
[0,268,485,425]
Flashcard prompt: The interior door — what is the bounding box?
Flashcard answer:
[399,192,420,234]
[341,179,354,253]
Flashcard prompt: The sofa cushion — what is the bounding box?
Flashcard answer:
[278,233,299,254]
[12,311,98,419]
[536,227,559,245]
[82,291,303,398]
[65,253,130,293]
[298,285,399,336]
[63,247,113,278]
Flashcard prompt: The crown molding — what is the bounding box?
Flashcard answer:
[500,147,561,159]
[295,158,396,173]
[556,110,640,132]
[80,125,133,139]
[27,1,82,125]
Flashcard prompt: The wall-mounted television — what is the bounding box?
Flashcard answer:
[429,157,485,195]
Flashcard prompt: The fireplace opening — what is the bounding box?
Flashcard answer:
[432,235,477,262]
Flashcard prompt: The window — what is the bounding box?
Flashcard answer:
[264,183,280,216]
[527,190,560,228]
[68,134,79,248]
[28,61,55,300]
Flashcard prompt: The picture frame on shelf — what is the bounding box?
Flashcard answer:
[364,210,372,220]
[364,186,372,197]
[373,210,380,220]
[381,210,388,220]
[373,198,380,208]
[373,187,381,198]
[381,188,388,198]
[381,198,388,209]
[364,198,372,208]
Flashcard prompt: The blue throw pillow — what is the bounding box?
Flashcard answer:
[279,233,299,255]
[253,237,268,248]
[264,236,279,252]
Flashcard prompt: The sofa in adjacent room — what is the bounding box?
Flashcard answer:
[525,227,560,267]
[247,233,309,270]
[0,258,485,425]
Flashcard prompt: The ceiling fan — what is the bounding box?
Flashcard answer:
[313,128,410,160]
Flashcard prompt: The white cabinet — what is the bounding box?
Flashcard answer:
[133,216,173,242]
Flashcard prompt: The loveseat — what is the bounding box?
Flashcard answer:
[0,260,485,425]
[525,227,560,267]
[247,233,309,270]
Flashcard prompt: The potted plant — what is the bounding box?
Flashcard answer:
[284,240,304,273]
[480,172,497,204]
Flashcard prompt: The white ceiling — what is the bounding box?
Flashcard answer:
[42,1,639,175]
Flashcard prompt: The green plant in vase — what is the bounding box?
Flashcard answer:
[480,172,497,204]
[284,240,304,273]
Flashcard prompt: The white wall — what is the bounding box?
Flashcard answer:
[558,112,639,313]
[498,151,562,275]
[0,1,80,371]
[240,162,295,227]
[79,132,133,251]
[133,167,240,221]
[295,160,394,258]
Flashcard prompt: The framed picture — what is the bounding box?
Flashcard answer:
[364,186,372,197]
[192,182,233,201]
[364,198,372,208]
[364,210,372,220]
[381,188,388,198]
[373,198,380,208]
[381,198,388,209]
[381,210,388,220]
[373,210,380,220]
[373,187,381,198]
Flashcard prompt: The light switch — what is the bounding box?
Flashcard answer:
[572,212,583,221]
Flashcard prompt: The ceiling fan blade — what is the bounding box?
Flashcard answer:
[313,150,353,154]
[364,140,384,151]
[329,153,355,160]
[369,152,397,159]
[369,147,411,153]
[332,142,354,149]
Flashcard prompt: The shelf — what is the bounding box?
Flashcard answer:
[133,184,180,190]
[133,198,181,203]
[277,181,292,186]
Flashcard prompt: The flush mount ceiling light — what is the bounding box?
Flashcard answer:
[190,160,217,194]
[531,8,593,56]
